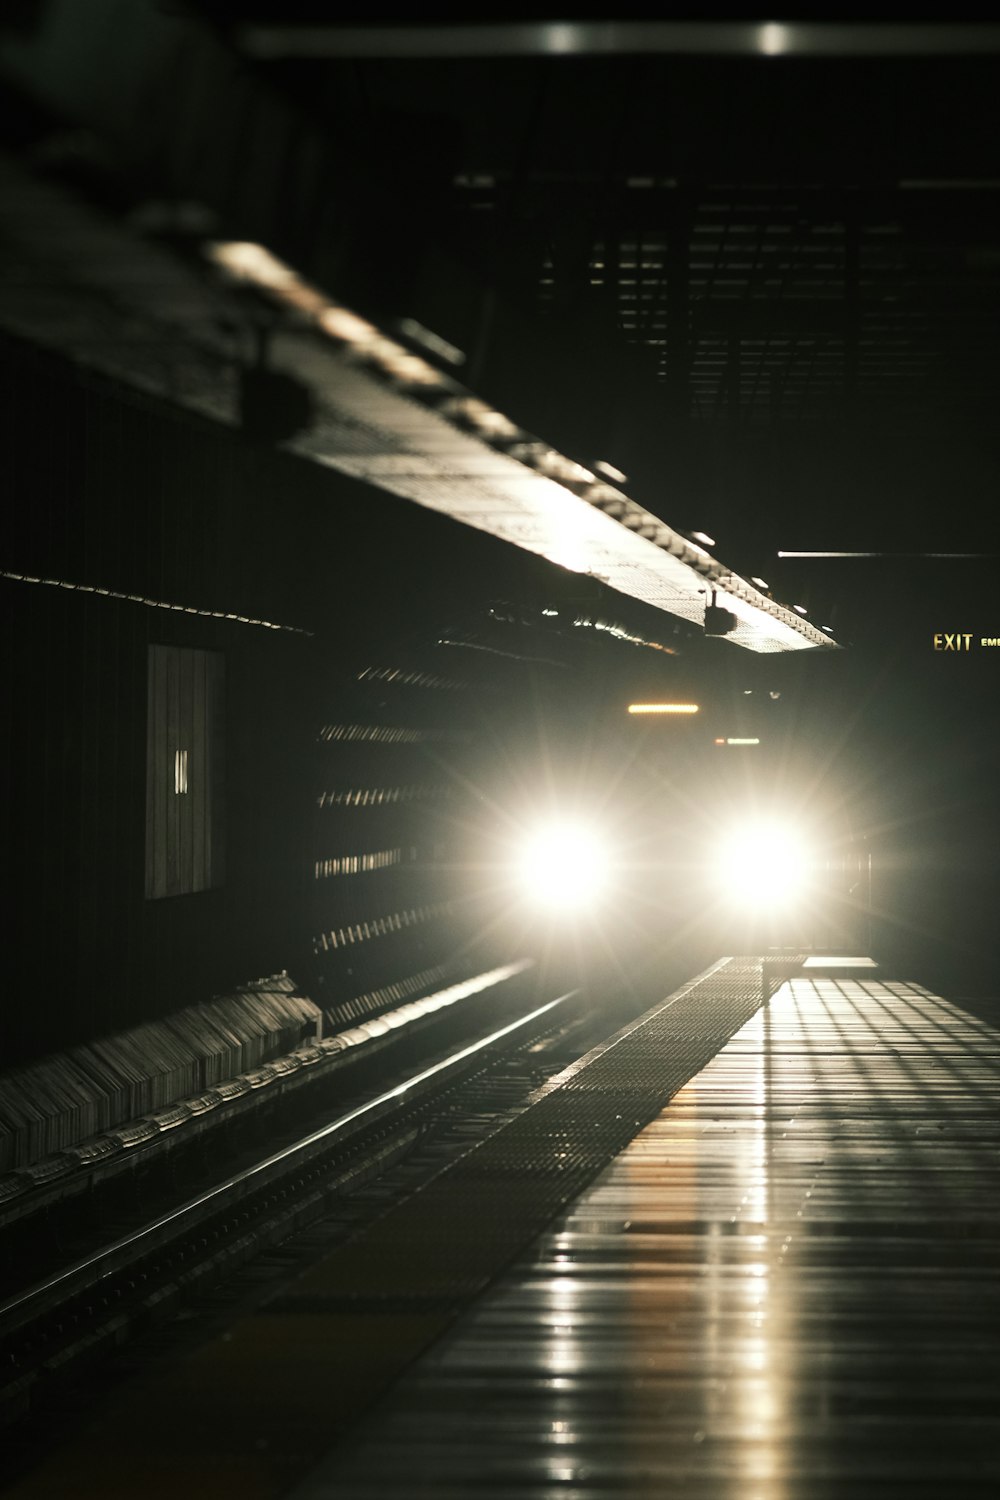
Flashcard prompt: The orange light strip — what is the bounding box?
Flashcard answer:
[627,703,699,715]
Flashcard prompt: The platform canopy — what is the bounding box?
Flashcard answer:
[0,152,833,655]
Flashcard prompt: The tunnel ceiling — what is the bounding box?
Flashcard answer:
[198,5,1000,627]
[2,4,1000,641]
[212,10,1000,437]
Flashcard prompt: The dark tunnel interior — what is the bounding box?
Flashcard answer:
[2,10,1000,1494]
[0,5,995,1068]
[2,323,997,1067]
[1,1,999,1058]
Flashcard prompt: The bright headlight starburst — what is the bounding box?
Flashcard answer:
[714,820,813,912]
[513,822,611,913]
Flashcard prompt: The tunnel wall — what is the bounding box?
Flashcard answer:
[1,333,683,1068]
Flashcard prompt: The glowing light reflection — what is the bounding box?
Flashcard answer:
[760,21,789,54]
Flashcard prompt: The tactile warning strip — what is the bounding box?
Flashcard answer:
[275,958,780,1307]
[5,956,781,1500]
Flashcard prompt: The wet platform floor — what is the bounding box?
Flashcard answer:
[293,971,1000,1499]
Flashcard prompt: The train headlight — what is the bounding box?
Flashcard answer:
[714,820,813,911]
[514,822,611,913]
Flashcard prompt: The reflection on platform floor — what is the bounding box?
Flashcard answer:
[295,975,1000,1499]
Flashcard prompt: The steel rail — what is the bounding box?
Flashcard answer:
[0,990,577,1333]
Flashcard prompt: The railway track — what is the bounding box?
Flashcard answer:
[0,980,602,1434]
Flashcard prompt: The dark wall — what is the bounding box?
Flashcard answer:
[1,335,704,1068]
[1,337,319,1061]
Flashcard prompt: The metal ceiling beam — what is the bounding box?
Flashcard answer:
[239,21,1000,61]
[0,151,833,654]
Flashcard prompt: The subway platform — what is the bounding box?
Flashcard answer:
[7,957,1000,1499]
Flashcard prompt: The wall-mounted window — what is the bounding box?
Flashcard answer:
[145,646,225,899]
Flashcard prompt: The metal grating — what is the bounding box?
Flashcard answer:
[532,186,1000,432]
